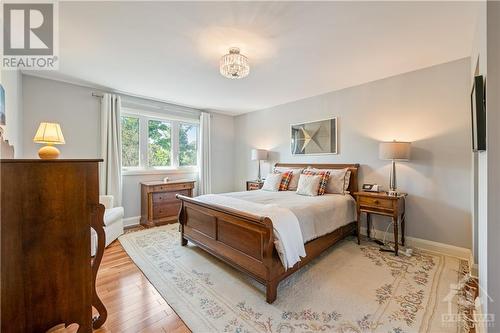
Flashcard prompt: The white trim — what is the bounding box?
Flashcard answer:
[123,216,141,228]
[122,168,198,176]
[360,227,472,260]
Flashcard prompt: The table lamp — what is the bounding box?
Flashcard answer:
[251,149,268,182]
[379,140,411,196]
[33,122,65,159]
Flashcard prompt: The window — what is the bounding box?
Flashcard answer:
[120,111,199,172]
[179,123,198,167]
[121,116,140,167]
[148,119,172,167]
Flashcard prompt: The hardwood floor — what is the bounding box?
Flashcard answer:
[93,239,190,333]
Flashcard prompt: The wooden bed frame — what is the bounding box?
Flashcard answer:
[176,163,359,303]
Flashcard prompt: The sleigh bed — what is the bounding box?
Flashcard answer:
[176,163,359,303]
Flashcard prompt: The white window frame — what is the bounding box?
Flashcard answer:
[121,107,200,176]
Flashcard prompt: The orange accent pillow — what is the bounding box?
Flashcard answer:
[277,171,293,191]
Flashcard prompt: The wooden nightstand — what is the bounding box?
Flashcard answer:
[246,180,264,191]
[353,191,407,255]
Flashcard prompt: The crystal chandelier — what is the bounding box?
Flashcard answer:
[220,47,250,79]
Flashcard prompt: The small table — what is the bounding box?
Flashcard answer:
[246,180,264,191]
[353,191,407,255]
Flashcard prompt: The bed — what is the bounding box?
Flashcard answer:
[176,163,359,303]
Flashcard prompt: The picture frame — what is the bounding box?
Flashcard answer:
[291,117,337,155]
[0,84,5,127]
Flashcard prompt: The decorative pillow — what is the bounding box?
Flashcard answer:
[309,168,351,194]
[277,171,293,191]
[261,173,282,191]
[344,170,352,193]
[273,167,304,190]
[296,174,322,196]
[301,169,330,195]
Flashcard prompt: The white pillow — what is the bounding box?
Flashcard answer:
[296,174,321,196]
[261,173,282,191]
[274,167,304,190]
[309,168,351,194]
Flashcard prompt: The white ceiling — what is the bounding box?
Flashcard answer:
[38,1,479,114]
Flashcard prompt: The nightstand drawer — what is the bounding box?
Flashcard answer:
[248,183,261,190]
[247,181,263,191]
[359,196,393,210]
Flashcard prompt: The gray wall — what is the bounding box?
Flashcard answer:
[23,75,101,159]
[234,58,472,248]
[21,75,235,220]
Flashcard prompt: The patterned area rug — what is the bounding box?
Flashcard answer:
[119,224,466,333]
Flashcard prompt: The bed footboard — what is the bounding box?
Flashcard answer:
[176,194,357,304]
[177,195,277,299]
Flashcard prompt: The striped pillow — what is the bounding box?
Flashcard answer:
[301,170,330,195]
[276,171,293,191]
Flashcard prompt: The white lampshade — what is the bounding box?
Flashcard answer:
[251,149,268,161]
[33,122,65,144]
[379,141,411,161]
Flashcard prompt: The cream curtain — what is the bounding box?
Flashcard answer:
[100,94,122,206]
[198,112,211,195]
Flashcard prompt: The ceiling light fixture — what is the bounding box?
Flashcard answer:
[220,47,250,79]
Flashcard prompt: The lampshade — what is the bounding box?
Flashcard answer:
[251,149,268,161]
[379,141,411,161]
[33,122,65,144]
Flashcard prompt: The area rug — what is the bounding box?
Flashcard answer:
[119,224,466,333]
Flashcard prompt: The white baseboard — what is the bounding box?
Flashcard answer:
[360,227,472,260]
[123,216,141,228]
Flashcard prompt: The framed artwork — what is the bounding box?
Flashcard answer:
[291,117,337,155]
[0,85,4,126]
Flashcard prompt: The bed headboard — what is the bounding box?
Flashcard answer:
[274,163,360,193]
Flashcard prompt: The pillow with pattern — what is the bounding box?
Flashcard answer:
[301,169,330,195]
[275,170,293,191]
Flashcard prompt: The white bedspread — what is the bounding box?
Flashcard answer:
[195,194,306,269]
[194,191,356,269]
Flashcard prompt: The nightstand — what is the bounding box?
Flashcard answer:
[353,191,407,255]
[246,180,264,191]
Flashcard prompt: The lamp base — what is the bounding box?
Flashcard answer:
[38,145,60,159]
[388,190,398,197]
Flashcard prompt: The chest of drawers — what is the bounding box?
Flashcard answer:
[141,180,195,227]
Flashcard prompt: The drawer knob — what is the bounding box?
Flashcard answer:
[374,200,379,204]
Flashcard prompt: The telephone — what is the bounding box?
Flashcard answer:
[362,184,382,192]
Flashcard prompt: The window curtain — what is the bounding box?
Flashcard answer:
[198,112,211,195]
[100,94,123,206]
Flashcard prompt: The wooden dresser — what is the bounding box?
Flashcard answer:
[141,180,195,227]
[1,159,107,333]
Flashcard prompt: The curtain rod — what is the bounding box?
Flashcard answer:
[92,92,103,98]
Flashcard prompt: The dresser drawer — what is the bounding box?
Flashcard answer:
[153,183,193,192]
[152,189,189,203]
[153,202,181,218]
[359,196,393,210]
